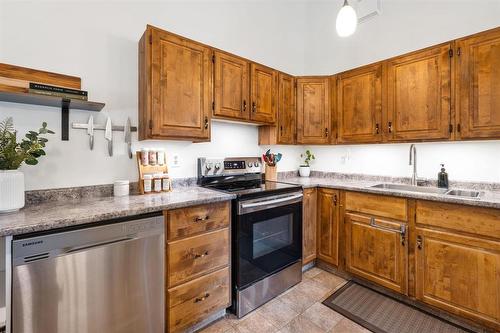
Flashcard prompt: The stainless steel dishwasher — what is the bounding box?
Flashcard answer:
[11,214,164,333]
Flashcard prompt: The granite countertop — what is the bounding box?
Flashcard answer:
[280,176,500,209]
[0,186,235,237]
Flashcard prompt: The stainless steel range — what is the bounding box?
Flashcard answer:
[198,157,303,318]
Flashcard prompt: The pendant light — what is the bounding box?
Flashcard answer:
[336,0,358,37]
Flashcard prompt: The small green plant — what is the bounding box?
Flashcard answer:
[300,149,315,167]
[0,117,54,170]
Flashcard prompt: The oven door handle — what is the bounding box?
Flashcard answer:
[240,193,303,209]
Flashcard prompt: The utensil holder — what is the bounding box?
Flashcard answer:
[265,165,277,181]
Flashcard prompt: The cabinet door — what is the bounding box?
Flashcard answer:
[337,64,383,143]
[296,78,331,144]
[150,28,211,140]
[345,213,407,294]
[456,28,500,139]
[277,73,296,144]
[213,51,249,120]
[317,188,339,266]
[415,228,500,329]
[387,44,452,141]
[250,63,277,123]
[302,188,317,265]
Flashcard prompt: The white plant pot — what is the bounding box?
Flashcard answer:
[299,166,311,177]
[0,170,25,213]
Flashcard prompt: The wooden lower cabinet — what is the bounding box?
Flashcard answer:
[165,202,231,333]
[302,188,317,264]
[168,267,231,333]
[415,228,500,330]
[316,188,340,266]
[345,213,408,294]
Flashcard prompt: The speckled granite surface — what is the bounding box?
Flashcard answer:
[280,174,500,209]
[0,186,234,237]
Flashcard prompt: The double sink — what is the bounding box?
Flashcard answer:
[370,183,481,199]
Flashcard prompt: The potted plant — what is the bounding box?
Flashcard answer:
[0,117,54,212]
[299,150,315,177]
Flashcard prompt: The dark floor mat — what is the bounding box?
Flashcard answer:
[322,281,472,333]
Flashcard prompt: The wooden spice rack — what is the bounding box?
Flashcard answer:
[136,152,172,194]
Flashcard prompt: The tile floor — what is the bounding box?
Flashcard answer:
[198,267,371,333]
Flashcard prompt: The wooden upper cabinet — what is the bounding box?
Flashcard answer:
[386,44,452,141]
[139,26,211,141]
[317,188,340,266]
[296,77,331,144]
[456,28,500,139]
[258,72,296,145]
[250,63,277,124]
[415,228,500,329]
[213,51,249,120]
[337,63,383,143]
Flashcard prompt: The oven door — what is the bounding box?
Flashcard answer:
[235,191,303,289]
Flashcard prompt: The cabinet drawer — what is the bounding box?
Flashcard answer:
[345,191,407,221]
[168,267,230,332]
[166,201,230,240]
[167,228,229,287]
[416,200,500,239]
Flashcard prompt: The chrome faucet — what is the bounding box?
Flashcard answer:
[409,144,417,186]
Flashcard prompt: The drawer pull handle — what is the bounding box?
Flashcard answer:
[194,293,210,303]
[194,251,209,259]
[369,217,406,246]
[194,215,210,222]
[417,235,423,250]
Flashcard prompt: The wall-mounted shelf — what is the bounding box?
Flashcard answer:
[0,90,105,140]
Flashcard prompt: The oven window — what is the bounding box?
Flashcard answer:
[253,214,293,258]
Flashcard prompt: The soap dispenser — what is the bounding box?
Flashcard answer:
[437,164,449,189]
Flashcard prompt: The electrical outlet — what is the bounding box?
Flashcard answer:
[171,155,180,168]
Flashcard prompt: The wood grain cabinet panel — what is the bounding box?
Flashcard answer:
[456,28,500,139]
[386,44,452,141]
[165,201,230,241]
[317,188,340,266]
[345,213,408,294]
[213,51,250,120]
[337,63,383,143]
[302,188,317,264]
[259,73,296,144]
[345,191,408,221]
[168,267,231,333]
[250,63,277,124]
[296,77,331,144]
[139,26,211,141]
[415,228,500,329]
[167,228,229,287]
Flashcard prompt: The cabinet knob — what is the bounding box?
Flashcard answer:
[252,102,257,113]
[194,251,209,259]
[388,121,392,133]
[194,293,210,303]
[333,194,338,206]
[417,235,423,250]
[194,215,210,222]
[204,117,209,129]
[375,123,380,134]
[243,100,247,112]
[325,128,329,137]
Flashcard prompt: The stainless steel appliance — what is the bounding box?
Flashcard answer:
[198,157,303,318]
[11,214,164,333]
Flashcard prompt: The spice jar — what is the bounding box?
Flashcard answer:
[149,149,157,166]
[153,173,162,193]
[157,149,165,166]
[162,173,170,191]
[143,174,152,193]
[140,148,149,166]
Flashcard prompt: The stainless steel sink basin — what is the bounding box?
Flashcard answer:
[370,183,448,194]
[445,189,481,198]
[370,183,481,199]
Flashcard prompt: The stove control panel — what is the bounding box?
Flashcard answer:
[198,157,262,177]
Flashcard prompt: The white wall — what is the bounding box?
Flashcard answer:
[271,0,500,183]
[1,0,500,190]
[0,0,307,190]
